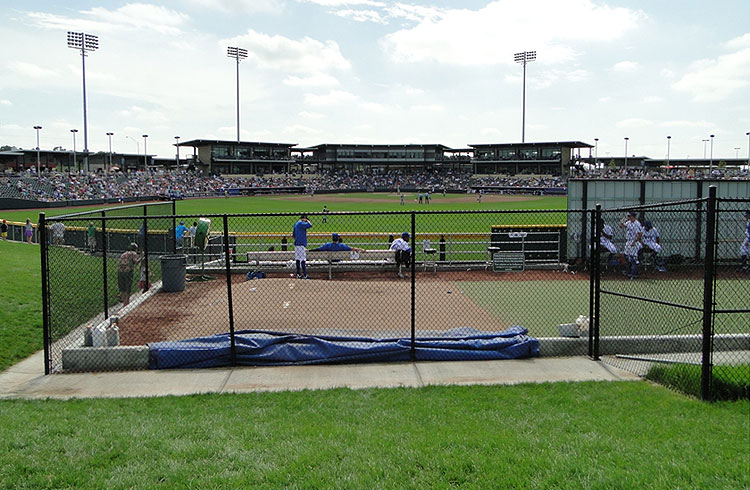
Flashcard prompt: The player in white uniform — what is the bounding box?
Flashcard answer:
[389,232,412,278]
[642,220,666,272]
[740,211,750,272]
[619,211,643,279]
[598,219,618,255]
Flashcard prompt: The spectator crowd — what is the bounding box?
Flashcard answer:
[1,164,746,203]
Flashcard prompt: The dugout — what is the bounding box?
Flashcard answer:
[490,224,567,267]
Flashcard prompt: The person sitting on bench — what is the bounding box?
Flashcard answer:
[311,233,364,253]
[389,232,412,278]
[641,220,666,272]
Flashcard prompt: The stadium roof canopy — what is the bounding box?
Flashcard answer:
[469,141,593,148]
[177,139,296,148]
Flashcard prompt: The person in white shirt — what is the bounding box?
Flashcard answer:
[619,211,644,279]
[389,232,412,279]
[642,220,666,272]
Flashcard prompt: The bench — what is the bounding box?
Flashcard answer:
[246,249,399,279]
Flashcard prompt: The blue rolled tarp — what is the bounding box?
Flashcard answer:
[148,326,540,369]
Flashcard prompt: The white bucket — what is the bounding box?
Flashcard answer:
[557,323,580,338]
[92,323,107,347]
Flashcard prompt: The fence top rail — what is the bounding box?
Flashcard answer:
[601,197,708,213]
[53,201,169,220]
[716,197,750,204]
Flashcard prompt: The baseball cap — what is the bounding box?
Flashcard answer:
[332,233,340,241]
[627,211,636,217]
[300,214,308,219]
[643,220,652,229]
[402,232,410,240]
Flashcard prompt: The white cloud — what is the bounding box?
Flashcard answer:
[617,118,654,128]
[334,9,386,23]
[7,61,59,79]
[643,96,663,103]
[598,96,612,103]
[283,73,340,87]
[613,61,639,72]
[724,33,750,50]
[659,120,713,128]
[0,99,11,106]
[660,68,675,78]
[409,104,444,112]
[118,106,169,123]
[304,90,358,106]
[224,30,351,74]
[382,0,645,66]
[298,111,325,119]
[188,0,286,14]
[28,4,189,35]
[298,0,384,6]
[283,124,323,135]
[672,47,750,102]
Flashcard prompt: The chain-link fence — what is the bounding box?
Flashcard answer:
[39,193,749,401]
[41,207,594,373]
[593,189,749,400]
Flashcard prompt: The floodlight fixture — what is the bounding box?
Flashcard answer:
[514,51,536,143]
[709,134,715,172]
[624,137,629,171]
[67,31,99,173]
[666,136,671,167]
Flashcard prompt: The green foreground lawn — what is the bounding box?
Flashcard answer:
[1,382,748,488]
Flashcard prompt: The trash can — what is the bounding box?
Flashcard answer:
[160,254,187,292]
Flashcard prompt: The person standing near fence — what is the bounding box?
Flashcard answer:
[389,232,411,279]
[118,243,142,306]
[1,219,7,241]
[619,211,643,279]
[87,221,97,253]
[293,214,312,279]
[740,210,750,272]
[24,219,33,244]
[175,221,188,249]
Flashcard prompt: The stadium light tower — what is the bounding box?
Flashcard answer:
[514,50,536,143]
[666,136,671,167]
[709,134,715,172]
[702,139,709,159]
[624,137,629,172]
[735,147,740,159]
[67,31,99,173]
[71,129,78,172]
[142,134,148,169]
[227,46,248,143]
[106,132,114,172]
[175,136,180,168]
[33,125,42,175]
[746,131,750,168]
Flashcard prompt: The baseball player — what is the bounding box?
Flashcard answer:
[389,232,412,279]
[619,211,643,279]
[642,220,666,272]
[322,205,328,224]
[293,214,312,279]
[598,219,618,255]
[312,233,364,253]
[740,211,750,272]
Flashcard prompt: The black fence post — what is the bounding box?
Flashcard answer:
[410,211,416,362]
[694,182,703,261]
[142,207,150,293]
[593,204,602,361]
[101,211,109,320]
[588,209,595,358]
[701,185,717,401]
[223,215,237,366]
[172,200,177,254]
[581,183,588,261]
[39,213,50,375]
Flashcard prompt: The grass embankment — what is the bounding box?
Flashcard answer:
[1,383,748,488]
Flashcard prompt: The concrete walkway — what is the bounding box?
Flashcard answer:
[0,351,640,400]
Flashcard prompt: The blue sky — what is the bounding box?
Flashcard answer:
[0,0,748,161]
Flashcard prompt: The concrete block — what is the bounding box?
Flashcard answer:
[62,346,150,372]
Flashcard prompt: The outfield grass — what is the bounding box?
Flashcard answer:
[0,382,747,488]
[646,363,750,400]
[0,240,42,371]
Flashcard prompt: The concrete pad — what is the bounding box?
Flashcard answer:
[223,362,421,393]
[4,368,231,400]
[415,357,640,386]
[62,346,150,372]
[0,351,45,395]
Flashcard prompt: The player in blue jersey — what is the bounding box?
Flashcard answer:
[293,214,313,279]
[312,233,364,253]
